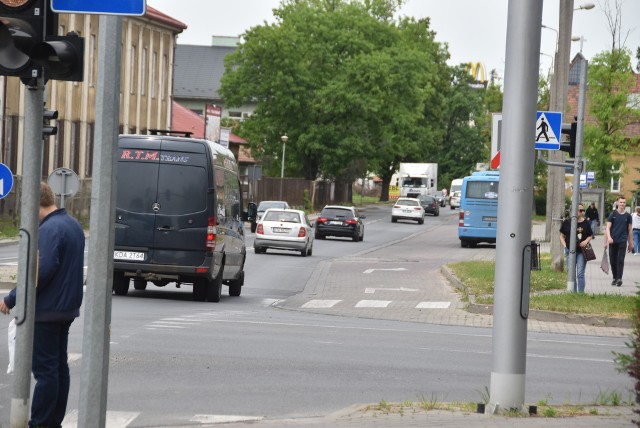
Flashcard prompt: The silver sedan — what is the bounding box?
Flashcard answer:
[254,209,314,257]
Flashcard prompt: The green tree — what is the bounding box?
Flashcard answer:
[583,48,640,189]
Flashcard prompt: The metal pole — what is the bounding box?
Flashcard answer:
[279,136,287,200]
[78,15,122,427]
[547,0,575,271]
[567,60,588,292]
[488,0,542,414]
[10,78,45,428]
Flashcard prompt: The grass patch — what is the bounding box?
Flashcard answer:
[0,217,19,238]
[448,253,635,317]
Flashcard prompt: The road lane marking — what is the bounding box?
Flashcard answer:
[302,299,342,308]
[416,302,451,309]
[355,300,391,308]
[63,409,139,427]
[191,415,263,424]
[363,268,407,274]
[365,287,418,294]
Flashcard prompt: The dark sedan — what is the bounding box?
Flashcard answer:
[419,195,440,216]
[315,205,365,242]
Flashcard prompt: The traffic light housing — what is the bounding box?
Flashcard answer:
[42,106,57,138]
[0,0,84,82]
[559,121,577,158]
[0,0,47,79]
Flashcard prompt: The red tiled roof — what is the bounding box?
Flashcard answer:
[172,101,204,138]
[145,6,188,31]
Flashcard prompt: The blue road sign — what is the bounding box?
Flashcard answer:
[0,163,14,200]
[52,0,146,16]
[535,111,562,150]
[587,171,595,182]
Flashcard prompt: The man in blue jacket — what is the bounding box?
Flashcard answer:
[0,182,85,428]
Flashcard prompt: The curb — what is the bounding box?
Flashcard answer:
[440,265,632,329]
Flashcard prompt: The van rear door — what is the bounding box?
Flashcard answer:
[115,138,210,267]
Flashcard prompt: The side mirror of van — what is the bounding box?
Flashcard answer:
[245,202,257,222]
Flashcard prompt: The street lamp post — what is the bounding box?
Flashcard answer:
[279,134,288,200]
[572,35,586,53]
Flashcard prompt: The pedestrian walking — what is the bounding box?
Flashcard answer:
[559,203,593,293]
[585,202,600,235]
[0,182,85,427]
[633,206,640,255]
[605,196,633,286]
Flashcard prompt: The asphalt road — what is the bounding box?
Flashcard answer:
[0,206,633,427]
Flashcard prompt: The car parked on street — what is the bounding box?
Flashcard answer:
[450,191,461,209]
[251,200,290,232]
[391,198,425,224]
[254,209,314,256]
[418,195,440,216]
[315,205,365,242]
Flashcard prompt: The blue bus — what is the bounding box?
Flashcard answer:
[458,171,499,248]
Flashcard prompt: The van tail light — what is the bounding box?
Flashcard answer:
[257,224,264,235]
[345,219,357,225]
[206,217,216,249]
[459,211,464,226]
[298,227,306,237]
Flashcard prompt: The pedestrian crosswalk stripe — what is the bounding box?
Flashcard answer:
[302,299,342,308]
[355,300,391,308]
[190,414,263,424]
[63,409,139,427]
[416,302,451,309]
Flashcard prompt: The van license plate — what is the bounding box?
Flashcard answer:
[483,216,497,222]
[114,251,145,261]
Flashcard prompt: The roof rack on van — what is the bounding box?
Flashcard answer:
[148,129,193,138]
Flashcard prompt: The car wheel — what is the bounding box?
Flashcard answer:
[308,245,313,256]
[315,233,324,240]
[418,218,424,225]
[228,271,244,297]
[352,231,359,242]
[113,273,129,296]
[301,244,308,257]
[391,216,397,223]
[250,222,257,233]
[435,211,439,217]
[450,205,454,210]
[207,266,223,303]
[255,246,265,254]
[133,279,147,291]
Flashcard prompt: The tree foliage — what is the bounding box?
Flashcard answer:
[220,0,487,196]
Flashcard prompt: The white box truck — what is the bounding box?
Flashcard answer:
[398,163,438,198]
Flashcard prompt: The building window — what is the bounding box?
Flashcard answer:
[85,123,94,177]
[141,47,147,96]
[130,45,136,95]
[610,164,621,193]
[151,51,157,99]
[161,54,167,101]
[89,34,96,87]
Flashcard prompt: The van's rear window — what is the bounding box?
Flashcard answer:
[466,181,499,199]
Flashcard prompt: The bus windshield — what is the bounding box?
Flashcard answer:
[466,181,499,200]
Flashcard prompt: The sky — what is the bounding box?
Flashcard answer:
[148,0,640,80]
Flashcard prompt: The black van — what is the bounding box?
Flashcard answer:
[113,133,256,302]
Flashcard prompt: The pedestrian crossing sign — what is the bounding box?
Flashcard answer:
[535,111,562,150]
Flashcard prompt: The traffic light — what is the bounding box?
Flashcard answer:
[0,0,84,82]
[42,105,57,138]
[0,0,46,79]
[559,121,577,158]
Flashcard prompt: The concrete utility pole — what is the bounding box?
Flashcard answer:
[77,15,122,427]
[10,78,45,428]
[546,0,575,272]
[488,0,542,414]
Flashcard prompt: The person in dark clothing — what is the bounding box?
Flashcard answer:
[559,203,593,293]
[0,182,85,427]
[585,202,599,235]
[605,196,633,287]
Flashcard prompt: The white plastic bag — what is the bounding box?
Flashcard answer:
[601,248,610,275]
[7,318,15,374]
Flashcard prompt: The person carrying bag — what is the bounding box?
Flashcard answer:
[559,203,594,293]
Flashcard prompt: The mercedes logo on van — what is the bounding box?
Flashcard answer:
[152,202,161,212]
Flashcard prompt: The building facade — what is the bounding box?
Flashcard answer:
[0,7,186,216]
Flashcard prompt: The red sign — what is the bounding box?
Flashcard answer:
[490,150,500,169]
